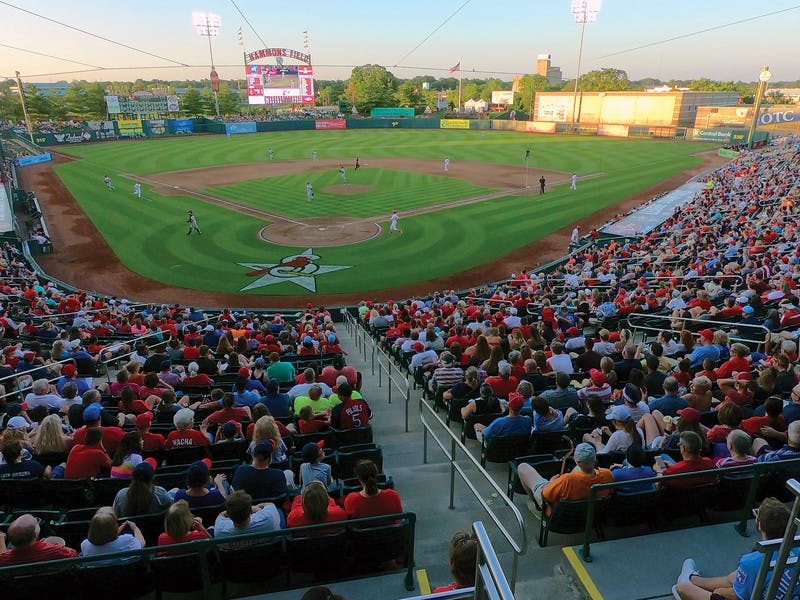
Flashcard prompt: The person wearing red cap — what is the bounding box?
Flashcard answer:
[687,329,720,368]
[409,341,438,373]
[55,363,89,396]
[134,412,165,452]
[578,369,612,404]
[473,392,531,441]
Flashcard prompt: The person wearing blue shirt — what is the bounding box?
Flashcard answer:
[672,497,795,600]
[474,393,531,441]
[648,377,688,417]
[610,444,656,493]
[687,329,720,368]
[531,397,563,432]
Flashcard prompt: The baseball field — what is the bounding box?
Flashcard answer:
[24,129,721,306]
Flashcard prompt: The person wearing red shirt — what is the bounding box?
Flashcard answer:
[286,481,347,528]
[741,396,787,440]
[157,500,210,554]
[182,339,201,360]
[655,431,716,488]
[207,392,252,424]
[330,383,371,430]
[118,386,152,414]
[344,460,403,519]
[165,408,210,449]
[0,514,78,566]
[431,531,478,594]
[319,357,358,388]
[297,405,329,434]
[65,428,112,479]
[712,343,751,380]
[135,412,165,452]
[484,361,519,399]
[182,362,214,387]
[72,402,125,453]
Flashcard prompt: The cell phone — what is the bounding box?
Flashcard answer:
[655,456,666,470]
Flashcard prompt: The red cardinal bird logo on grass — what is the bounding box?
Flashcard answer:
[238,248,351,292]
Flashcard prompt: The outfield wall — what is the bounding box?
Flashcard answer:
[25,115,732,146]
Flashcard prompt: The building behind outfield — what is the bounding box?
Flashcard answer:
[533,90,740,128]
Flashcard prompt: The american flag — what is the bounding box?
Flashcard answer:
[449,62,460,73]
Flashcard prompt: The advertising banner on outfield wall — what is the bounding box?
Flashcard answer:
[16,153,52,166]
[171,119,195,133]
[524,121,556,134]
[314,119,346,130]
[117,119,144,136]
[598,123,630,137]
[440,119,471,129]
[225,122,257,134]
[148,120,167,136]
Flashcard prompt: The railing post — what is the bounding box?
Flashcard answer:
[377,354,383,388]
[511,552,519,593]
[404,377,410,433]
[449,436,456,510]
[579,487,597,562]
[370,345,375,376]
[735,468,761,537]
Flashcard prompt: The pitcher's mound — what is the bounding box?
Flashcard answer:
[322,184,375,195]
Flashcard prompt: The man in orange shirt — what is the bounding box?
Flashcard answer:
[517,442,613,514]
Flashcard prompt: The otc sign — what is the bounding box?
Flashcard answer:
[759,109,799,125]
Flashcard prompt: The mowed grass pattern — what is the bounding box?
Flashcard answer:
[52,130,717,295]
[207,168,496,218]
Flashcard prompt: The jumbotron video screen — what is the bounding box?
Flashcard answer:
[246,64,315,105]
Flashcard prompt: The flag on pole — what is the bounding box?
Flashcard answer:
[449,62,461,73]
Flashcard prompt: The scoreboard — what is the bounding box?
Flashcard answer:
[246,64,315,106]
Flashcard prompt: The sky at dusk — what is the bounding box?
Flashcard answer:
[1,0,798,83]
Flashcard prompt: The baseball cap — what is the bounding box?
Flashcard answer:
[23,351,35,362]
[507,392,524,412]
[186,459,212,487]
[412,342,424,352]
[134,412,153,428]
[574,442,597,464]
[498,360,512,376]
[82,402,102,422]
[622,383,642,405]
[566,327,580,336]
[743,306,755,315]
[221,421,238,437]
[735,372,753,381]
[303,336,313,344]
[237,366,250,378]
[205,325,214,332]
[589,368,605,386]
[735,296,749,304]
[160,360,172,370]
[698,329,715,341]
[606,404,632,422]
[676,407,701,424]
[327,334,336,343]
[302,440,325,463]
[253,440,274,458]
[6,416,29,429]
[62,363,77,377]
[132,461,155,482]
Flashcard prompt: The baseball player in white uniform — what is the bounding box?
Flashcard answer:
[104,175,114,191]
[339,166,347,183]
[306,182,314,202]
[133,182,142,198]
[390,210,402,235]
[186,210,202,235]
[444,157,450,172]
[571,173,578,190]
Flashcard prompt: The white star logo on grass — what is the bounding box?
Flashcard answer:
[238,248,351,292]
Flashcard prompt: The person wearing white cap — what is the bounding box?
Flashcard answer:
[503,307,521,330]
[517,442,613,515]
[583,404,644,455]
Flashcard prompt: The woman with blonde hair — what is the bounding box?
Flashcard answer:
[250,415,289,464]
[81,506,145,561]
[216,332,235,355]
[508,329,526,351]
[485,327,502,347]
[481,345,504,377]
[683,376,713,412]
[599,356,618,388]
[614,329,632,353]
[32,414,73,455]
[286,480,347,528]
[157,500,210,548]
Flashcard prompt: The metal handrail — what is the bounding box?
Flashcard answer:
[626,312,769,349]
[419,395,527,591]
[0,356,75,385]
[472,520,516,600]
[343,311,413,431]
[755,478,800,600]
[578,457,800,562]
[29,303,148,321]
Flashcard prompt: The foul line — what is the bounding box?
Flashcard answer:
[123,171,604,230]
[122,173,306,226]
[563,547,604,600]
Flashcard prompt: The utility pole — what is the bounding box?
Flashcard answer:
[15,71,35,144]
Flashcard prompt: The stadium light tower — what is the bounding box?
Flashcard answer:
[570,0,602,130]
[193,11,222,118]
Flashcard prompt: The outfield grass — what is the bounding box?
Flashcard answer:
[53,130,716,296]
[207,168,496,218]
